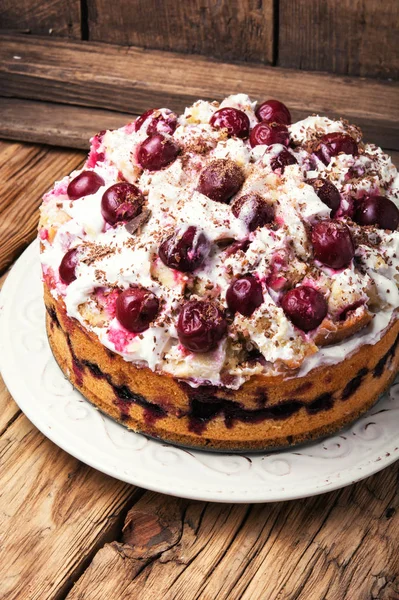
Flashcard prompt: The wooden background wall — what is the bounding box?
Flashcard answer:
[1,0,398,79]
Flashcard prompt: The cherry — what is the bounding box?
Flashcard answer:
[308,179,341,213]
[271,149,298,173]
[137,134,179,171]
[249,122,289,148]
[354,195,399,231]
[231,193,274,231]
[255,100,291,125]
[210,107,250,139]
[311,220,355,269]
[281,286,327,332]
[177,300,227,353]
[135,108,177,135]
[67,171,104,200]
[197,159,245,203]
[226,275,264,317]
[101,183,144,225]
[116,286,159,333]
[59,248,79,285]
[159,226,210,272]
[314,132,358,165]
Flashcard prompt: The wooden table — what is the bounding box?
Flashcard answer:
[1,139,399,600]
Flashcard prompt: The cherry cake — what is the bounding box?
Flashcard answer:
[39,95,399,451]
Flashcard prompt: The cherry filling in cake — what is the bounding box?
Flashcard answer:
[39,94,399,450]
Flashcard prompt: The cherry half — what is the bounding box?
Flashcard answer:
[231,193,274,231]
[138,134,179,171]
[59,248,79,285]
[308,179,341,213]
[210,107,250,139]
[311,220,355,269]
[134,108,177,135]
[281,286,327,332]
[101,183,144,225]
[67,171,105,200]
[226,275,264,317]
[255,100,291,125]
[249,122,289,148]
[159,226,210,272]
[314,132,358,165]
[271,149,298,173]
[177,299,227,353]
[354,195,399,231]
[116,286,159,333]
[197,159,245,203]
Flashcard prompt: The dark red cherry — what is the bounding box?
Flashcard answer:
[354,195,399,231]
[255,100,291,125]
[177,300,227,353]
[135,108,177,135]
[159,226,210,272]
[138,134,179,171]
[101,183,144,225]
[271,149,298,173]
[67,171,105,200]
[231,193,274,231]
[197,159,245,203]
[249,122,289,148]
[311,220,355,269]
[281,286,327,332]
[226,275,264,317]
[210,107,250,139]
[59,248,79,285]
[116,286,159,333]
[308,179,341,213]
[314,132,358,165]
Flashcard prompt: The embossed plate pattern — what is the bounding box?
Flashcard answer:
[0,241,398,503]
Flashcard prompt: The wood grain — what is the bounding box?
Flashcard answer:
[0,140,84,274]
[0,98,136,148]
[87,0,274,64]
[0,0,81,38]
[278,0,399,80]
[0,35,398,149]
[66,466,399,600]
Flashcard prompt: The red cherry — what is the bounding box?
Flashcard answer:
[231,193,274,231]
[59,248,79,285]
[255,100,291,125]
[354,195,399,231]
[308,179,341,213]
[116,286,159,333]
[226,275,264,317]
[138,134,179,171]
[314,132,358,165]
[210,107,250,139]
[177,300,227,353]
[270,149,298,173]
[249,122,289,148]
[67,171,104,200]
[281,286,327,331]
[197,159,245,203]
[311,220,355,269]
[101,183,144,225]
[159,226,210,272]
[135,108,177,135]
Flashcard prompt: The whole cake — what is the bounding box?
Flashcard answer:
[39,94,399,451]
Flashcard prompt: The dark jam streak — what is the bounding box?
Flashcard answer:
[46,305,61,329]
[66,335,83,386]
[342,368,368,400]
[307,393,334,414]
[373,333,399,378]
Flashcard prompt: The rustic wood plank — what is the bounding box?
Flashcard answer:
[0,0,81,38]
[0,35,398,149]
[87,0,274,64]
[278,0,399,80]
[0,140,84,274]
[0,414,141,600]
[0,98,135,149]
[66,464,399,599]
[0,272,20,436]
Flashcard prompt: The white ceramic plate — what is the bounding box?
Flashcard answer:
[1,240,398,503]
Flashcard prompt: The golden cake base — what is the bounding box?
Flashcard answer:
[44,283,399,451]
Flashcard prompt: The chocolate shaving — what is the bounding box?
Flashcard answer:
[125,209,152,235]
